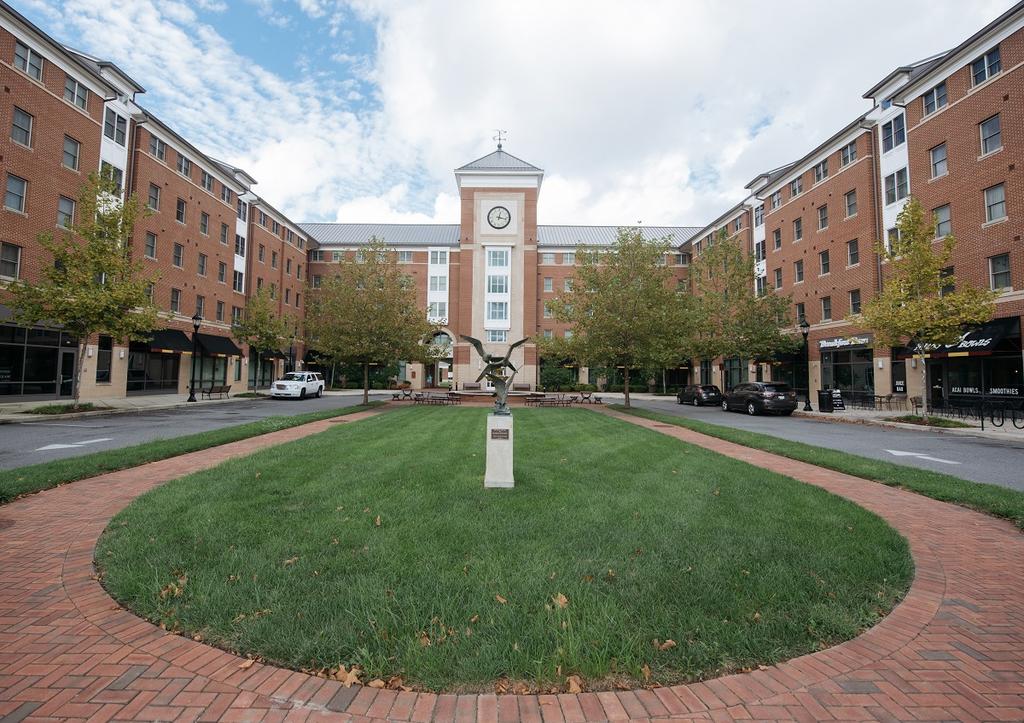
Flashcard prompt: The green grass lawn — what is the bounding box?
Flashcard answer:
[613,405,1024,530]
[98,406,911,692]
[0,403,382,504]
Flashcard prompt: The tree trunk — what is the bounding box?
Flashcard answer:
[917,343,929,421]
[255,352,261,391]
[362,361,369,405]
[73,338,87,409]
[623,366,631,409]
[662,368,667,395]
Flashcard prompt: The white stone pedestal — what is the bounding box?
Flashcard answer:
[484,414,514,488]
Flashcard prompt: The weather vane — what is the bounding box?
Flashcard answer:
[493,129,507,150]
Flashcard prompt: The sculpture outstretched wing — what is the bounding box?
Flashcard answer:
[460,335,487,360]
[499,337,529,371]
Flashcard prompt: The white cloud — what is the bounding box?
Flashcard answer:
[33,0,1010,229]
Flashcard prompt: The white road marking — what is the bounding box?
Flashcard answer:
[885,449,960,465]
[34,437,113,452]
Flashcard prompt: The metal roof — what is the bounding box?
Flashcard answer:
[455,148,543,172]
[301,223,701,249]
[862,51,950,99]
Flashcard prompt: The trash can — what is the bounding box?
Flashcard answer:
[817,389,833,413]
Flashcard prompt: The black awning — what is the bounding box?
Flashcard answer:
[895,317,1021,358]
[147,328,193,354]
[195,332,242,357]
[262,349,288,360]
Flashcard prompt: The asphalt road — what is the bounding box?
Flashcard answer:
[0,393,390,470]
[631,397,1024,492]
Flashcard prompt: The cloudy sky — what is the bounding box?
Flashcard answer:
[19,0,1010,226]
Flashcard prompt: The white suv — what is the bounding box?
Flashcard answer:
[271,372,324,399]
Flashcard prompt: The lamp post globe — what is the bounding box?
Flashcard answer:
[187,312,203,403]
[799,319,813,411]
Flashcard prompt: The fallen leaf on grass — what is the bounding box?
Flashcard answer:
[367,679,386,689]
[753,611,762,622]
[652,638,676,651]
[469,614,479,624]
[335,664,362,687]
[566,675,584,693]
[238,658,255,670]
[641,664,651,682]
[552,593,569,609]
[495,594,507,604]
[418,632,431,647]
[374,515,382,527]
[283,556,299,566]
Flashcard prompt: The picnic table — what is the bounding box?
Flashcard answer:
[413,392,462,406]
[391,388,414,401]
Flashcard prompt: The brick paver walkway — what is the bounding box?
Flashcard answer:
[1,405,1022,721]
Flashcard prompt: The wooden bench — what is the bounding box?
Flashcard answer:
[201,384,231,399]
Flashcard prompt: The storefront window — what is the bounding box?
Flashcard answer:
[722,357,748,390]
[127,342,180,392]
[195,355,228,386]
[0,323,77,396]
[822,347,875,399]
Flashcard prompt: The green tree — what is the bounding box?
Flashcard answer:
[853,197,996,418]
[304,238,439,404]
[6,174,159,409]
[684,229,800,371]
[232,286,288,390]
[542,227,685,408]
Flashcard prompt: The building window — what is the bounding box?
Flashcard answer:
[923,82,947,116]
[271,220,280,235]
[940,267,955,297]
[755,276,766,297]
[200,212,209,235]
[486,301,508,320]
[398,250,413,263]
[284,288,290,304]
[295,293,301,308]
[934,204,952,237]
[221,186,232,204]
[793,217,803,241]
[488,248,510,267]
[772,228,781,250]
[429,250,447,265]
[175,198,186,223]
[63,76,88,109]
[543,277,553,292]
[564,278,572,292]
[100,162,123,192]
[5,174,27,212]
[430,275,448,292]
[147,183,160,211]
[57,196,75,228]
[195,295,205,318]
[0,242,22,279]
[794,259,804,283]
[271,251,278,268]
[296,264,302,279]
[790,177,802,197]
[486,329,507,343]
[235,235,246,257]
[543,303,553,319]
[773,267,782,289]
[216,300,225,322]
[840,140,857,166]
[237,199,247,221]
[985,183,1006,222]
[819,250,830,275]
[980,115,1002,155]
[813,159,828,184]
[220,223,228,245]
[541,252,555,265]
[845,189,858,217]
[887,227,900,251]
[884,168,909,205]
[173,243,184,267]
[103,108,127,146]
[311,275,322,289]
[733,217,742,232]
[233,271,245,293]
[485,274,506,293]
[972,46,1001,86]
[821,296,832,321]
[198,253,208,276]
[881,113,905,152]
[176,154,192,177]
[231,306,242,325]
[428,301,447,319]
[930,143,948,178]
[63,136,80,170]
[817,204,828,230]
[144,232,157,259]
[95,335,112,383]
[170,288,181,313]
[847,239,859,266]
[286,258,292,274]
[754,204,764,226]
[14,41,43,80]
[201,171,213,192]
[149,135,167,160]
[849,289,862,314]
[770,190,782,210]
[258,244,266,262]
[542,329,553,339]
[989,254,1011,290]
[562,252,575,265]
[218,262,227,283]
[10,106,33,147]
[795,302,805,323]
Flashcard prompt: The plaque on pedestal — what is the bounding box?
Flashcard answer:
[485,414,514,488]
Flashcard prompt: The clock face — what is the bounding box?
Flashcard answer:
[487,205,511,230]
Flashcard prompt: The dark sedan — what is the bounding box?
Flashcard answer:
[677,384,723,406]
[721,382,798,416]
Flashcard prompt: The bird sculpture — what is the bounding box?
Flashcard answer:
[461,335,529,415]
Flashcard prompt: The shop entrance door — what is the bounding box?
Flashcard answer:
[929,362,946,409]
[59,350,75,397]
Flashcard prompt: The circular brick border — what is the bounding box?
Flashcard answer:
[1,404,1021,721]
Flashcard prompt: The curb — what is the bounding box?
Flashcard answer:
[0,396,271,424]
[792,409,1024,444]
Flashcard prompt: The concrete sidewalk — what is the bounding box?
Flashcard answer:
[792,406,1024,442]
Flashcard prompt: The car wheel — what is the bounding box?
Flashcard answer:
[676,396,683,405]
[300,388,307,400]
[316,386,323,398]
[721,400,729,412]
[780,410,794,416]
[693,398,700,406]
[746,401,758,416]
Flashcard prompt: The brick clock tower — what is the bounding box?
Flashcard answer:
[452,141,544,390]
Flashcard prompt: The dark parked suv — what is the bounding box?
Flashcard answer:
[721,382,798,416]
[677,384,723,406]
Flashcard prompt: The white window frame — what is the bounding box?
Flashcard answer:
[930,143,948,178]
[14,41,43,81]
[980,114,1001,156]
[972,46,1001,86]
[817,204,828,230]
[881,114,906,153]
[63,76,88,109]
[934,205,952,237]
[103,108,127,146]
[0,241,23,279]
[813,160,828,184]
[923,81,947,116]
[5,174,27,213]
[429,275,448,292]
[790,177,802,197]
[840,141,857,167]
[144,232,157,259]
[57,195,75,228]
[849,289,861,315]
[884,168,909,206]
[63,136,80,170]
[989,253,1011,290]
[10,106,32,147]
[429,250,448,265]
[984,183,1007,223]
[845,189,857,217]
[398,250,413,263]
[793,217,803,241]
[486,301,508,321]
[486,329,508,343]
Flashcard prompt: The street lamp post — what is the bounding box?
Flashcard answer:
[187,312,203,403]
[799,318,813,411]
[288,327,296,374]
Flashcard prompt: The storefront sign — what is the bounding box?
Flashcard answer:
[989,387,1020,396]
[830,389,846,410]
[950,386,981,395]
[893,380,906,394]
[819,335,872,350]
